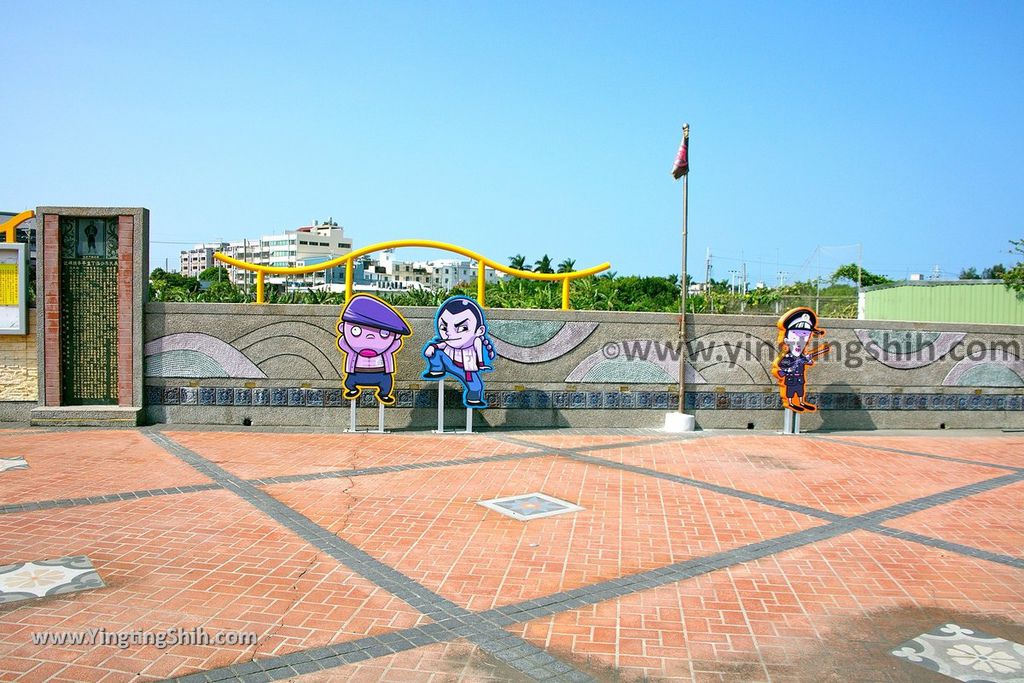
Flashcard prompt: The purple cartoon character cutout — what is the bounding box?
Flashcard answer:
[336,294,412,405]
[421,296,496,408]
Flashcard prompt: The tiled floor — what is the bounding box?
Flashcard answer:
[165,431,532,480]
[262,457,825,611]
[0,426,1021,682]
[578,434,1009,515]
[0,430,212,505]
[883,480,1024,558]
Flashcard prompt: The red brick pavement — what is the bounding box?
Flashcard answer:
[509,530,1024,682]
[0,430,213,505]
[262,457,825,612]
[0,429,1021,682]
[0,490,427,681]
[578,434,1008,516]
[166,431,532,480]
[290,639,532,682]
[833,433,1024,469]
[883,479,1024,558]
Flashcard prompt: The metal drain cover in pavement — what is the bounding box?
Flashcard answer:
[478,493,584,521]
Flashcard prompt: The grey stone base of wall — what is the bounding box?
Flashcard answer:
[144,406,1024,431]
[695,409,1023,431]
[29,405,142,427]
[144,406,669,430]
[0,402,34,423]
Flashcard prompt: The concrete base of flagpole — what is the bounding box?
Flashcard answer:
[662,412,696,432]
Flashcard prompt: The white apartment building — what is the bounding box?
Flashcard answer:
[179,243,228,278]
[181,220,353,289]
[428,259,502,290]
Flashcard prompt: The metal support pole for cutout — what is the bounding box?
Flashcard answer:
[347,398,387,433]
[435,378,445,433]
[782,409,800,435]
[433,377,473,434]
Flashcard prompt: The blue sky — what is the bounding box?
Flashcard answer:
[4,1,1022,283]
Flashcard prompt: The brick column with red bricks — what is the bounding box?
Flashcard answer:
[117,215,135,406]
[42,214,61,406]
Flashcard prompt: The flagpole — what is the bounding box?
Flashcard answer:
[678,123,689,414]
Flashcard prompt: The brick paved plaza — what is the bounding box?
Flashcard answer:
[0,427,1022,682]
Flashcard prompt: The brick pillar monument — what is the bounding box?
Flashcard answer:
[32,207,148,426]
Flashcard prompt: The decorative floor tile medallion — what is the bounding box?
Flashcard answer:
[892,623,1024,682]
[0,556,105,605]
[0,457,28,473]
[478,493,584,521]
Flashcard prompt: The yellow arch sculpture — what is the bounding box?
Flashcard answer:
[0,210,34,243]
[214,239,611,310]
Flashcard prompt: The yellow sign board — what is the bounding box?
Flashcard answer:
[0,264,17,305]
[0,243,27,334]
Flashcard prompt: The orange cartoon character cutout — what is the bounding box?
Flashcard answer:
[771,307,831,412]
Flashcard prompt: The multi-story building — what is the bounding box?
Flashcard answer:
[428,259,502,290]
[179,225,504,294]
[179,243,227,278]
[180,219,353,290]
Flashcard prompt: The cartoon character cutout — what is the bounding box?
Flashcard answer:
[421,296,497,408]
[336,294,412,406]
[771,307,831,412]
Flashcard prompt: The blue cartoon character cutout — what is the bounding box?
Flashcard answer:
[336,294,412,405]
[421,296,497,408]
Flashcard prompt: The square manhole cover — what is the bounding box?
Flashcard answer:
[478,493,584,521]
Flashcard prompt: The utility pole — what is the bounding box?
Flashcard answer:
[704,248,712,311]
[815,246,821,311]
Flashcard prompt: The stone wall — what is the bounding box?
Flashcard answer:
[0,309,37,420]
[140,303,1024,430]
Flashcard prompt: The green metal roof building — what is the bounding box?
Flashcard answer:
[859,280,1024,324]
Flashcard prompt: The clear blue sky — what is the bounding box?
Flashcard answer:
[4,1,1022,284]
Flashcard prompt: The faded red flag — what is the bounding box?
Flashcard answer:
[671,127,689,179]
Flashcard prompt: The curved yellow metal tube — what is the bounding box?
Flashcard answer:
[0,210,34,243]
[214,238,611,310]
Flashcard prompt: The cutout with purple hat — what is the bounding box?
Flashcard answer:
[336,294,412,405]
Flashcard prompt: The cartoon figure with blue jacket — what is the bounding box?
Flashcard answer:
[421,296,496,408]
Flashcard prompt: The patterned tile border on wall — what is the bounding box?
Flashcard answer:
[144,386,1023,411]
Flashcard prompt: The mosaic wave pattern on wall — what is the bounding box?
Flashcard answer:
[489,321,599,363]
[144,333,266,379]
[856,329,966,370]
[943,349,1024,387]
[232,321,342,380]
[565,340,706,384]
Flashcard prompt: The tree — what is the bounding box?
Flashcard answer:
[830,263,891,287]
[534,255,554,274]
[508,254,530,271]
[198,266,231,282]
[959,267,980,279]
[556,258,576,274]
[1002,239,1024,293]
[982,264,1006,279]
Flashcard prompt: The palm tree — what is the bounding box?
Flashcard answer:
[509,254,530,271]
[556,258,576,274]
[598,270,617,280]
[534,255,554,274]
